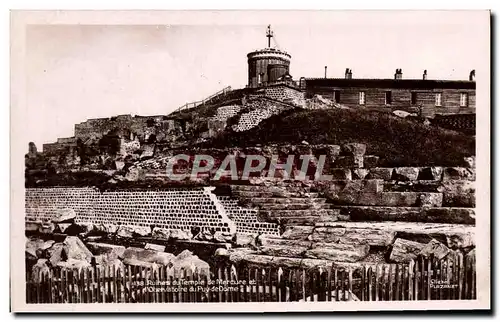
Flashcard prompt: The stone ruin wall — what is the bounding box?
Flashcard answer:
[72,115,180,144]
[25,187,281,236]
[217,196,280,236]
[26,187,237,234]
[233,98,296,132]
[262,85,305,106]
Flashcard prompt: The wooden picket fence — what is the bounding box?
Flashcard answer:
[26,254,476,303]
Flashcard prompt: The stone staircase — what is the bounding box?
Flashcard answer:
[229,184,339,226]
[218,167,475,268]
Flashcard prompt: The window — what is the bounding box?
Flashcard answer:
[385,91,392,105]
[460,93,469,107]
[435,93,442,107]
[333,90,340,103]
[359,91,366,105]
[411,92,417,105]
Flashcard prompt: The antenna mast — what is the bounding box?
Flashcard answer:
[266,25,274,48]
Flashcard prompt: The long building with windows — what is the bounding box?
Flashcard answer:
[300,69,476,118]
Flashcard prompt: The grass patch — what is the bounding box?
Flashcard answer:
[206,108,475,167]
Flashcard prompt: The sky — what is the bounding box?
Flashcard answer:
[23,11,489,148]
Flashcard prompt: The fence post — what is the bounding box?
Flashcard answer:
[348,269,353,301]
[367,267,372,301]
[276,267,282,302]
[327,266,332,302]
[427,255,432,300]
[408,260,414,301]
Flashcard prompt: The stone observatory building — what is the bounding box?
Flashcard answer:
[247,25,293,88]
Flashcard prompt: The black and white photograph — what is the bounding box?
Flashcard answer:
[10,10,490,312]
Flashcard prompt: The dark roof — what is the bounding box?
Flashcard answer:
[304,78,476,90]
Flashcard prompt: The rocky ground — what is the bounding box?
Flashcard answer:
[26,209,219,283]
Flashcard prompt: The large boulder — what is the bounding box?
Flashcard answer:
[63,236,93,263]
[171,250,210,278]
[389,238,425,263]
[122,247,175,266]
[87,242,126,260]
[52,208,77,224]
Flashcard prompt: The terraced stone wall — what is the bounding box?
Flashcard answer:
[25,187,237,234]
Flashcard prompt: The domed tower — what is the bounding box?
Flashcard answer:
[247,25,291,88]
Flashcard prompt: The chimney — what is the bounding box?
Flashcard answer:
[423,70,427,80]
[325,66,327,78]
[345,68,352,79]
[469,70,476,81]
[394,69,403,80]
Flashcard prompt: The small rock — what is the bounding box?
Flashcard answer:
[56,223,72,233]
[132,226,151,237]
[463,156,476,168]
[170,229,193,240]
[341,143,366,156]
[214,248,229,257]
[152,227,171,240]
[363,155,380,168]
[235,233,257,248]
[419,239,450,260]
[352,169,370,180]
[213,231,233,243]
[194,229,213,241]
[116,226,134,238]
